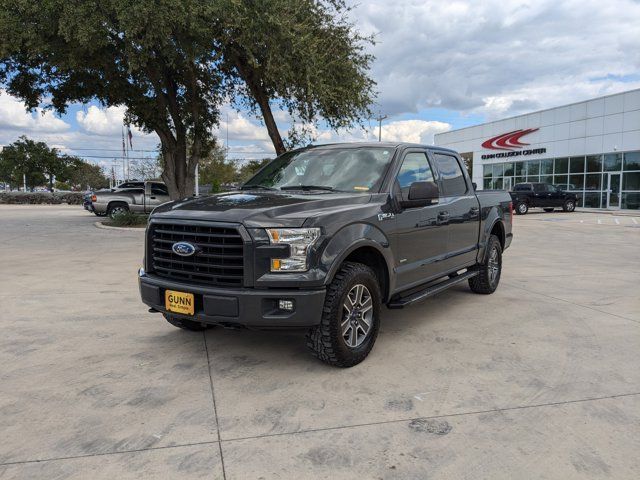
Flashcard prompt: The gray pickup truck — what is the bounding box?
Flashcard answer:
[92,181,170,218]
[139,143,513,367]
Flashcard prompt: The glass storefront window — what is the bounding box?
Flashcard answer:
[526,161,540,176]
[621,192,640,209]
[624,152,640,171]
[514,162,524,175]
[586,155,603,172]
[569,156,585,173]
[493,164,503,177]
[540,175,553,185]
[503,163,514,176]
[515,176,525,184]
[483,165,492,178]
[553,174,568,188]
[554,157,569,174]
[527,175,540,183]
[574,192,584,207]
[585,174,602,191]
[623,172,640,191]
[569,174,584,189]
[483,178,492,189]
[604,153,622,171]
[540,159,553,175]
[583,192,601,208]
[492,178,503,190]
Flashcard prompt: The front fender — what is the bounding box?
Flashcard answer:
[320,223,395,290]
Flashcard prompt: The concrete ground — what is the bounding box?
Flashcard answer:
[1,205,639,479]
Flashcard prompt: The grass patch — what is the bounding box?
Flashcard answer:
[103,211,149,228]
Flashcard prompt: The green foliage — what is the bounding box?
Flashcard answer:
[0,136,109,190]
[0,0,375,198]
[237,159,271,183]
[105,211,149,228]
[198,143,236,192]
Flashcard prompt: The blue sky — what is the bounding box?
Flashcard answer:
[1,0,639,179]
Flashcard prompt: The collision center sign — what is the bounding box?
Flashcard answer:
[480,128,546,160]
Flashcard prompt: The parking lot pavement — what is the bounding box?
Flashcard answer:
[1,205,639,479]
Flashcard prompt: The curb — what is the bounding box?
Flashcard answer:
[94,221,146,232]
[575,208,639,217]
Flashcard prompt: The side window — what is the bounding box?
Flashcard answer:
[151,184,168,195]
[396,152,436,189]
[433,153,467,196]
[533,184,544,192]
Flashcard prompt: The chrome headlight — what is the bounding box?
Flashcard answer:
[266,228,321,272]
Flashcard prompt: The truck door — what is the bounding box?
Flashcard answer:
[392,150,449,289]
[145,183,170,212]
[431,152,480,271]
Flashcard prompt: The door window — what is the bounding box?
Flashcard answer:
[396,152,436,196]
[433,153,467,196]
[151,184,169,195]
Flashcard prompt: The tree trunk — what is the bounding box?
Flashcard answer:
[254,90,286,155]
[160,143,196,200]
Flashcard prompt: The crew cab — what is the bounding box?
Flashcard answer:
[509,182,577,214]
[139,143,513,367]
[92,181,170,218]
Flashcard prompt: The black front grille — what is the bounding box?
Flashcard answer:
[149,222,244,287]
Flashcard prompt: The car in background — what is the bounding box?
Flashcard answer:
[91,181,170,218]
[509,182,577,215]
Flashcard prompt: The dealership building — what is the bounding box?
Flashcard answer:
[434,88,640,210]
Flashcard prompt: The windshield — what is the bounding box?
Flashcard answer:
[243,147,394,193]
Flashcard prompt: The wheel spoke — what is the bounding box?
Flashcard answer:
[354,284,364,306]
[341,317,351,336]
[349,325,357,347]
[359,296,372,313]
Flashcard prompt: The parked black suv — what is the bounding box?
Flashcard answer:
[509,182,577,214]
[139,143,513,366]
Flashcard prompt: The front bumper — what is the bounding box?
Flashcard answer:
[139,272,326,328]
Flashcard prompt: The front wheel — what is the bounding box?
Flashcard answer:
[306,262,381,367]
[469,234,502,294]
[563,200,576,212]
[515,201,528,215]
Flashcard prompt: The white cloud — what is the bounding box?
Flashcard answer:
[0,92,69,133]
[351,0,640,118]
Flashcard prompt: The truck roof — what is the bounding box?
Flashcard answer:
[302,142,459,156]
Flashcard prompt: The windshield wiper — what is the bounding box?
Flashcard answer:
[240,184,278,191]
[280,185,335,191]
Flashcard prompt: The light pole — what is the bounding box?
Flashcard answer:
[375,112,387,142]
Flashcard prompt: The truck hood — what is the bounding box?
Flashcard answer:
[150,190,373,227]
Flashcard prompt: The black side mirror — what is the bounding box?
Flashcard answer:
[400,181,439,209]
[472,182,477,191]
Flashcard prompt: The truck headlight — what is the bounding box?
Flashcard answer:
[266,228,321,272]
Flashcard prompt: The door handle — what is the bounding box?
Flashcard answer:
[150,196,156,199]
[437,211,450,224]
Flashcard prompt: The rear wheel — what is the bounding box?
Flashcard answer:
[108,202,129,219]
[469,234,502,294]
[164,314,211,331]
[306,262,381,367]
[563,200,576,212]
[515,201,528,215]
[543,208,555,212]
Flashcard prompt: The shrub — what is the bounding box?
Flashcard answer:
[0,191,84,205]
[104,211,149,228]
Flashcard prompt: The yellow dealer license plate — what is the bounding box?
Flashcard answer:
[165,290,195,316]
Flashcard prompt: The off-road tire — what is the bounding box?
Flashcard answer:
[562,200,576,212]
[306,262,381,367]
[543,208,555,212]
[515,201,528,215]
[164,314,211,331]
[469,234,502,294]
[108,202,129,219]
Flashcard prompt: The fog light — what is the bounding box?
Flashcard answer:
[278,299,294,311]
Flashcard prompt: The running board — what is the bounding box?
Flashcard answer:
[387,270,479,309]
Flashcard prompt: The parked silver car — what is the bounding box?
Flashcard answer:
[92,181,170,218]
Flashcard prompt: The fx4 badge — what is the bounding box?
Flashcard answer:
[378,212,395,222]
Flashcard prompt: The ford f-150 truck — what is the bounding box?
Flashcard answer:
[139,143,513,367]
[92,181,170,218]
[509,182,577,214]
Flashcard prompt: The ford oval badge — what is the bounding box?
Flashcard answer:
[172,241,197,257]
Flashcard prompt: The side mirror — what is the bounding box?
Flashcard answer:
[472,182,477,191]
[400,181,439,208]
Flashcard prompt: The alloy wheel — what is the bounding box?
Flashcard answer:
[341,284,373,348]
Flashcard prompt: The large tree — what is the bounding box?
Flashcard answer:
[0,136,60,190]
[0,0,375,199]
